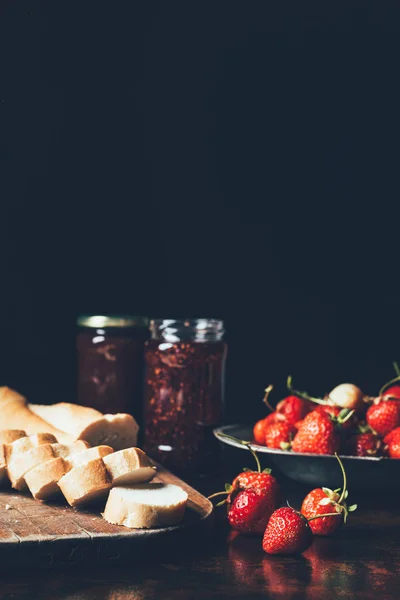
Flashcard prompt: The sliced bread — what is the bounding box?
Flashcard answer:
[24,457,70,500]
[24,443,107,501]
[5,433,58,462]
[103,447,156,486]
[0,431,27,485]
[58,458,112,507]
[102,483,188,529]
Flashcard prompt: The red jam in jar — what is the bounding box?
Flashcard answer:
[143,319,227,474]
[76,315,149,423]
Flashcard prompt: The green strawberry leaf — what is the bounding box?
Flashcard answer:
[348,504,358,512]
[322,487,334,497]
[262,468,272,474]
[225,483,233,493]
[242,468,252,472]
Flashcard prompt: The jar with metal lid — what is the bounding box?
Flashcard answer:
[143,318,227,474]
[76,315,149,424]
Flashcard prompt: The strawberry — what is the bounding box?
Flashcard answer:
[292,410,340,455]
[366,399,400,437]
[262,507,314,555]
[382,385,400,401]
[232,470,280,499]
[345,433,382,457]
[383,426,400,446]
[314,405,356,432]
[301,454,357,536]
[276,395,312,426]
[388,436,400,458]
[264,421,295,449]
[228,487,277,535]
[253,413,283,445]
[209,435,280,534]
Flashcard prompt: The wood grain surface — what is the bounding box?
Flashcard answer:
[0,463,213,569]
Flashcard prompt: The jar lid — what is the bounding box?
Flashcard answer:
[77,315,149,328]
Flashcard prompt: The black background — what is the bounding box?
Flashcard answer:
[1,1,400,423]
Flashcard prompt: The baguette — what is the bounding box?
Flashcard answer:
[103,448,156,486]
[0,445,7,485]
[28,403,139,450]
[103,483,188,529]
[58,458,112,507]
[67,444,114,468]
[0,430,26,445]
[0,387,71,442]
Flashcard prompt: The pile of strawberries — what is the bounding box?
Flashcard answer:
[209,445,357,555]
[253,369,400,458]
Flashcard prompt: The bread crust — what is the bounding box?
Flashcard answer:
[103,447,156,486]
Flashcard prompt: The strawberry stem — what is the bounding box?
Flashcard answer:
[263,385,274,412]
[208,491,228,500]
[335,453,347,505]
[379,373,400,396]
[287,375,327,405]
[216,433,261,472]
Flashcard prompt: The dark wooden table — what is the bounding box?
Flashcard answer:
[0,448,399,600]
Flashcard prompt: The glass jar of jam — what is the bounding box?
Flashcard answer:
[76,315,149,425]
[143,319,227,474]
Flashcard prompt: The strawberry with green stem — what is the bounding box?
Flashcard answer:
[209,434,280,534]
[301,453,357,536]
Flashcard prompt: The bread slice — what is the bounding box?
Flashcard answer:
[5,433,58,463]
[102,483,188,529]
[0,387,72,442]
[28,403,139,450]
[25,457,70,500]
[67,445,114,468]
[103,448,156,486]
[0,431,27,485]
[58,458,112,507]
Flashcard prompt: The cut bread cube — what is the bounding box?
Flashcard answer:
[67,445,114,468]
[0,430,26,445]
[25,457,70,500]
[103,447,156,486]
[58,458,112,507]
[102,483,188,529]
[0,445,7,485]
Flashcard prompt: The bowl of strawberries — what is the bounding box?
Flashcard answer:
[214,369,400,490]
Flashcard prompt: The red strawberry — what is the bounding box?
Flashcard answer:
[388,436,400,458]
[345,433,382,457]
[253,413,284,445]
[292,410,340,455]
[383,426,400,446]
[264,421,295,449]
[228,487,277,534]
[382,385,400,401]
[231,469,279,497]
[262,507,313,555]
[366,400,400,437]
[276,395,312,426]
[209,437,280,534]
[301,454,357,536]
[314,405,356,432]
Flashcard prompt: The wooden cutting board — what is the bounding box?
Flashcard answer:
[0,463,213,569]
